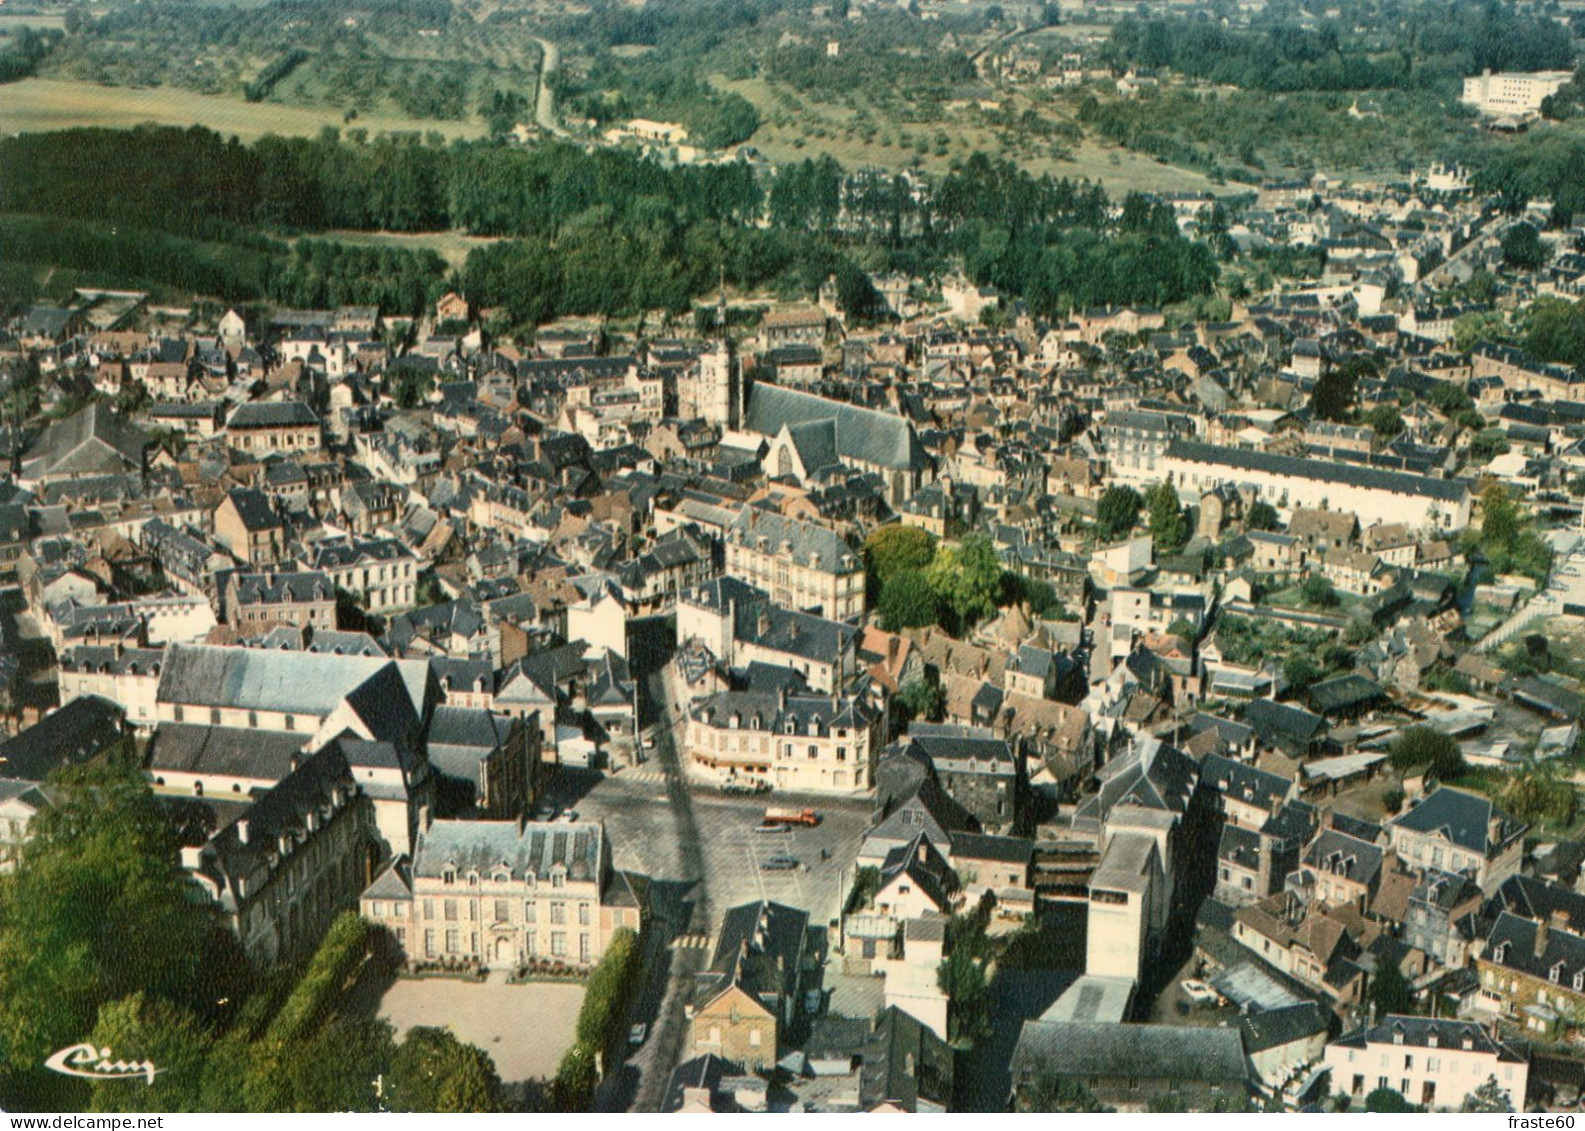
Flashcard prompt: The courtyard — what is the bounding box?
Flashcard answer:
[376,972,585,1085]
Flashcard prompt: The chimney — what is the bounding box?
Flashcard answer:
[887,635,900,664]
[1535,917,1551,961]
[180,845,203,871]
[1552,908,1570,931]
[237,819,249,845]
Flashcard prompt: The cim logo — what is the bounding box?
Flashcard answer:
[44,1044,159,1085]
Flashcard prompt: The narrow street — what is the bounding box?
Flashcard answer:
[604,616,712,1113]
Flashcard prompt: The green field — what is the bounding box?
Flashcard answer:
[0,78,488,141]
[717,74,1228,197]
[0,12,66,31]
[318,229,499,269]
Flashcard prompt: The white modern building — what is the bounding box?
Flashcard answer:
[1461,70,1572,117]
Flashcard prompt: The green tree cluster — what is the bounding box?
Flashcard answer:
[552,927,641,1111]
[1096,486,1143,542]
[1146,481,1187,553]
[1387,725,1465,780]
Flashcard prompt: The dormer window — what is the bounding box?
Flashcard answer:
[1552,962,1565,984]
[1392,1027,1405,1045]
[785,718,796,735]
[1493,942,1509,964]
[443,868,456,885]
[1573,972,1583,993]
[1427,1030,1438,1049]
[808,717,822,736]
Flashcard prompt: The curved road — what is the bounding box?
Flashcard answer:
[531,37,567,137]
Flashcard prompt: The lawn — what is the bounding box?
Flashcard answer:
[0,78,488,141]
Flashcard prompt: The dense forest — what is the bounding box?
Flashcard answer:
[0,127,1219,325]
[1103,0,1577,94]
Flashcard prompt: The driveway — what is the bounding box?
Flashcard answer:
[377,974,584,1085]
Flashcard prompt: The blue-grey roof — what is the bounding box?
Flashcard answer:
[1165,439,1469,502]
[413,818,605,884]
[746,383,929,472]
[1390,786,1524,856]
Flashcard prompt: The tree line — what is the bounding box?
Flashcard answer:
[0,126,1221,322]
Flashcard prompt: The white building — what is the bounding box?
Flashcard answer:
[1461,70,1572,117]
[1161,440,1472,532]
[1324,1016,1528,1110]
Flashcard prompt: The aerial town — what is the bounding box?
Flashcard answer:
[5,0,1585,1118]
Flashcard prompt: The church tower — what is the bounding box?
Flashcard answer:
[696,339,741,430]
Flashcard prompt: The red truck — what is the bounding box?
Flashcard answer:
[763,806,820,828]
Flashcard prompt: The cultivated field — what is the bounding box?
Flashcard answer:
[0,78,489,141]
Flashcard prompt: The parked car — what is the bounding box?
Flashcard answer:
[629,1022,648,1046]
[760,855,800,871]
[1181,979,1223,1005]
[754,822,791,835]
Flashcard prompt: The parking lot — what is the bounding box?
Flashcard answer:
[552,771,874,932]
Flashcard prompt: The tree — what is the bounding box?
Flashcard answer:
[1301,574,1338,608]
[1388,725,1465,780]
[1096,486,1143,542]
[1146,480,1187,552]
[877,569,940,631]
[937,945,989,1046]
[1310,354,1375,422]
[1364,1087,1420,1113]
[1247,501,1280,531]
[85,993,213,1113]
[1366,959,1413,1018]
[388,1027,506,1113]
[895,678,945,724]
[864,525,938,587]
[1283,653,1323,692]
[1501,222,1550,271]
[1460,1076,1514,1113]
[926,535,1002,632]
[1481,480,1523,547]
[1366,404,1405,438]
[1470,428,1511,462]
[1166,617,1199,642]
[0,764,249,1108]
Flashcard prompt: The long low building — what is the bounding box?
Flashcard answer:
[1161,441,1471,532]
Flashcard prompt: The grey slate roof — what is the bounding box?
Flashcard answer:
[228,400,319,429]
[146,723,307,780]
[0,696,126,780]
[1391,786,1525,856]
[746,383,929,473]
[729,507,858,575]
[1164,439,1470,502]
[1330,1014,1525,1063]
[1011,1020,1248,1084]
[413,818,605,884]
[1239,1001,1326,1054]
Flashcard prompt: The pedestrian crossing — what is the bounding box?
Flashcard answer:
[670,933,711,951]
[620,770,669,785]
